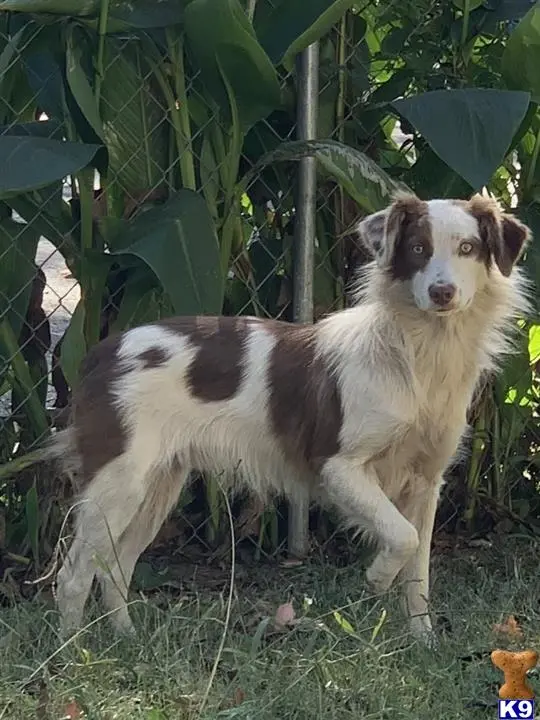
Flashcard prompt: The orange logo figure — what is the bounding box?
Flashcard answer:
[491,649,538,700]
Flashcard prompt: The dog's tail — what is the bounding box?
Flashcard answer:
[1,426,80,481]
[40,427,80,473]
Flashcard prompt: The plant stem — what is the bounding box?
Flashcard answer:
[136,48,154,188]
[460,0,471,49]
[95,0,111,106]
[246,0,257,22]
[336,15,347,145]
[165,29,197,191]
[79,169,101,350]
[525,124,540,192]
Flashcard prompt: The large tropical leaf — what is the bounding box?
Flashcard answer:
[392,89,531,190]
[245,139,408,213]
[6,193,78,271]
[502,4,540,104]
[112,190,224,315]
[0,215,40,340]
[99,36,169,196]
[0,136,102,197]
[60,299,86,390]
[0,119,62,139]
[0,19,42,125]
[1,127,73,255]
[65,24,104,141]
[85,0,191,30]
[15,22,65,122]
[184,0,281,132]
[60,250,111,386]
[0,0,188,24]
[256,0,356,70]
[0,0,95,11]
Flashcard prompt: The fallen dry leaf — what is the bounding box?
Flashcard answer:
[218,686,246,711]
[232,688,246,706]
[280,558,304,568]
[62,700,83,719]
[274,601,297,630]
[492,615,524,639]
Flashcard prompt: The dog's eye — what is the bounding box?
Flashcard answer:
[412,244,424,255]
[460,241,473,255]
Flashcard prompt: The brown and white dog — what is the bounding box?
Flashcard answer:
[44,192,531,642]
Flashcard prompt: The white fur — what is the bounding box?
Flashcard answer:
[50,196,531,643]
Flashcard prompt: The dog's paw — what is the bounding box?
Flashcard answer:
[365,564,394,595]
[409,615,437,648]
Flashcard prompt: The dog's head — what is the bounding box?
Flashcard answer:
[357,192,530,314]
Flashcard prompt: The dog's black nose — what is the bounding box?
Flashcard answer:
[428,283,457,306]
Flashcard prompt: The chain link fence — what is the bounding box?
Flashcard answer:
[0,4,538,580]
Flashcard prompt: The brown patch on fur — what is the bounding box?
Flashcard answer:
[161,316,250,402]
[463,195,530,277]
[139,346,169,369]
[73,334,127,484]
[268,324,342,471]
[388,195,433,280]
[501,215,530,271]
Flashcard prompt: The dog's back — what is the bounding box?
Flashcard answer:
[50,192,531,642]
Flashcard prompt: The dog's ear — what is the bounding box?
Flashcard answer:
[357,194,425,267]
[356,208,389,264]
[497,214,530,276]
[468,195,530,277]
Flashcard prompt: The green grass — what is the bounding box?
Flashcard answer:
[0,537,539,719]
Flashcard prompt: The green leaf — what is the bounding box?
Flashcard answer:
[200,130,221,221]
[0,136,102,198]
[109,267,160,332]
[0,318,49,438]
[132,560,178,590]
[248,231,284,316]
[529,324,540,364]
[60,300,87,390]
[392,89,531,190]
[0,217,41,340]
[87,0,190,30]
[0,120,63,140]
[0,20,39,124]
[65,24,104,140]
[370,608,387,643]
[333,610,356,635]
[257,0,355,70]
[502,4,540,103]
[452,0,484,10]
[246,139,408,213]
[17,24,65,122]
[0,0,189,26]
[184,0,281,132]
[6,194,78,271]
[99,36,169,195]
[0,0,96,12]
[113,190,224,315]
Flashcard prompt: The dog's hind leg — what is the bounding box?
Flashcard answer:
[97,461,189,633]
[55,455,156,635]
[321,456,419,593]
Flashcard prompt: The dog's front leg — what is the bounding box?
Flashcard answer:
[398,478,443,643]
[321,456,419,594]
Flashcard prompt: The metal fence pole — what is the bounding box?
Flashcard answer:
[288,42,319,559]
